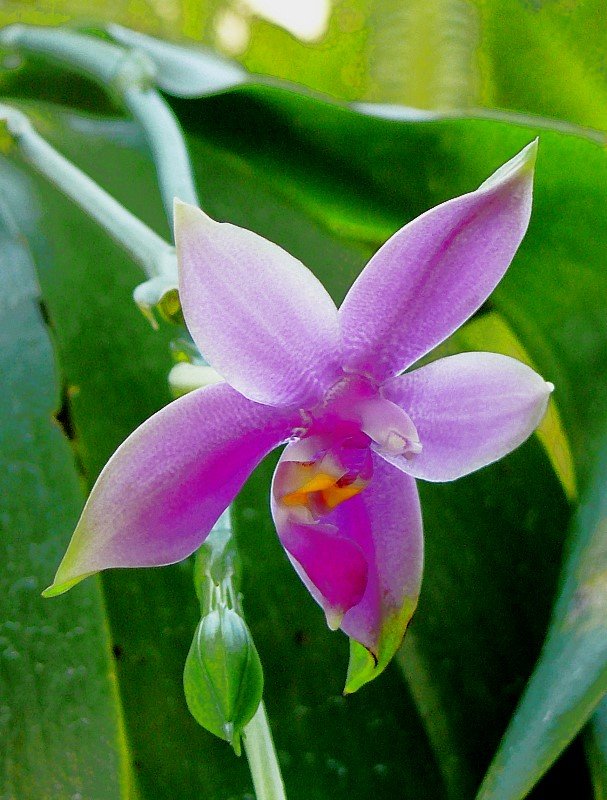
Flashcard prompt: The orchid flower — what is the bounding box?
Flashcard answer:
[45,140,552,688]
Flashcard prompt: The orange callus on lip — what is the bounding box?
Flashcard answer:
[282,469,367,512]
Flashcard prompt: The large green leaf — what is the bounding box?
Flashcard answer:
[9,106,252,800]
[0,158,134,798]
[478,0,607,132]
[133,87,607,796]
[4,3,607,136]
[180,95,594,795]
[3,1,607,135]
[3,48,607,799]
[185,88,607,796]
[586,697,607,799]
[477,427,607,800]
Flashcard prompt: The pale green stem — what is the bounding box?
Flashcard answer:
[0,103,176,279]
[0,24,198,223]
[123,86,198,219]
[243,702,287,800]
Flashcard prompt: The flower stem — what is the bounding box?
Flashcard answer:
[0,103,176,279]
[122,86,199,221]
[243,702,287,800]
[0,24,198,224]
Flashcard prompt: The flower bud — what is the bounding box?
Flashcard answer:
[133,274,181,328]
[183,606,263,754]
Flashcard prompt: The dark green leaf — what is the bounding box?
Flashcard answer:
[477,428,607,800]
[0,158,135,799]
[177,87,607,797]
[586,697,607,799]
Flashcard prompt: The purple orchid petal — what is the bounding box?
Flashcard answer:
[44,383,297,596]
[338,455,423,659]
[277,518,369,631]
[339,141,537,381]
[271,445,423,660]
[382,352,553,482]
[175,200,342,408]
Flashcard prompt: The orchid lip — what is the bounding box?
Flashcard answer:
[275,452,370,522]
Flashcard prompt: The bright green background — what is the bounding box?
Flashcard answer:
[2,3,607,800]
[2,0,607,127]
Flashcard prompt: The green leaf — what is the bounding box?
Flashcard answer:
[7,107,249,800]
[94,6,607,137]
[477,427,607,800]
[586,697,607,799]
[477,0,607,133]
[179,88,605,796]
[0,159,135,799]
[183,608,263,754]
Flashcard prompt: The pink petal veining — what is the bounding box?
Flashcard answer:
[382,352,553,481]
[339,141,537,382]
[175,200,342,408]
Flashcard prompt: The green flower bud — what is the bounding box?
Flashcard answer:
[183,606,263,755]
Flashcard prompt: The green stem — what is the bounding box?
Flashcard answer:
[243,702,287,800]
[0,103,176,279]
[0,24,198,224]
[123,86,198,220]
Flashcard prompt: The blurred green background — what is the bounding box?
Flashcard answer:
[2,0,607,128]
[3,3,607,800]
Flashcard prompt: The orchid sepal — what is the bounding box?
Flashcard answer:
[338,139,538,382]
[43,382,297,597]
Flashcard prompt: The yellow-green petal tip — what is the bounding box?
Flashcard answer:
[42,572,93,598]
